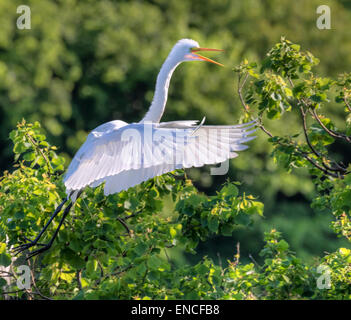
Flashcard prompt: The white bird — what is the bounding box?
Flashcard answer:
[14,39,256,258]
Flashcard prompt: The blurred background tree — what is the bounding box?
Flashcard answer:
[0,0,350,266]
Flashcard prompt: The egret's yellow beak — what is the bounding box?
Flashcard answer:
[191,47,224,67]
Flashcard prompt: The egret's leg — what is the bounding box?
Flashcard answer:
[26,202,73,259]
[13,198,68,255]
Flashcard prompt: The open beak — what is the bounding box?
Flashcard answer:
[191,47,224,67]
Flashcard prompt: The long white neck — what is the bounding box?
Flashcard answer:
[141,56,181,123]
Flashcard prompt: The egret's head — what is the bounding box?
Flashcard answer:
[170,39,224,66]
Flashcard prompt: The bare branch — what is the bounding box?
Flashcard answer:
[343,91,351,112]
[299,106,347,174]
[27,259,53,300]
[122,209,143,220]
[299,105,321,158]
[76,270,82,291]
[238,72,250,113]
[309,108,351,144]
[302,153,340,178]
[25,132,54,176]
[117,217,131,236]
[236,74,345,178]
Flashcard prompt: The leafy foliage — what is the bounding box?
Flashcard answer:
[235,38,351,250]
[0,121,265,299]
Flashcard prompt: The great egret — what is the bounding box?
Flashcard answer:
[14,39,256,258]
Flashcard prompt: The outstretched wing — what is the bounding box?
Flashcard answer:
[64,120,256,196]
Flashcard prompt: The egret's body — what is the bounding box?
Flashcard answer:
[14,39,256,258]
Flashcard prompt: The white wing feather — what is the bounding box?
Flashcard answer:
[64,119,256,196]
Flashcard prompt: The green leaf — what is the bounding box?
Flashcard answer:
[14,142,30,154]
[0,278,7,287]
[282,274,291,284]
[0,253,11,267]
[247,201,264,216]
[86,259,98,275]
[62,249,85,269]
[267,108,281,120]
[284,87,293,97]
[220,184,239,198]
[291,44,300,51]
[277,240,289,252]
[23,151,36,162]
[60,271,75,284]
[311,93,328,103]
[208,218,219,233]
[147,255,162,270]
[187,194,205,208]
[169,227,177,238]
[221,224,233,236]
[0,243,6,254]
[134,242,148,256]
[339,248,350,256]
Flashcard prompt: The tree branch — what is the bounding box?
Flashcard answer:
[117,217,131,236]
[25,132,54,175]
[237,74,349,178]
[343,93,351,113]
[238,72,250,113]
[299,105,347,174]
[309,108,351,144]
